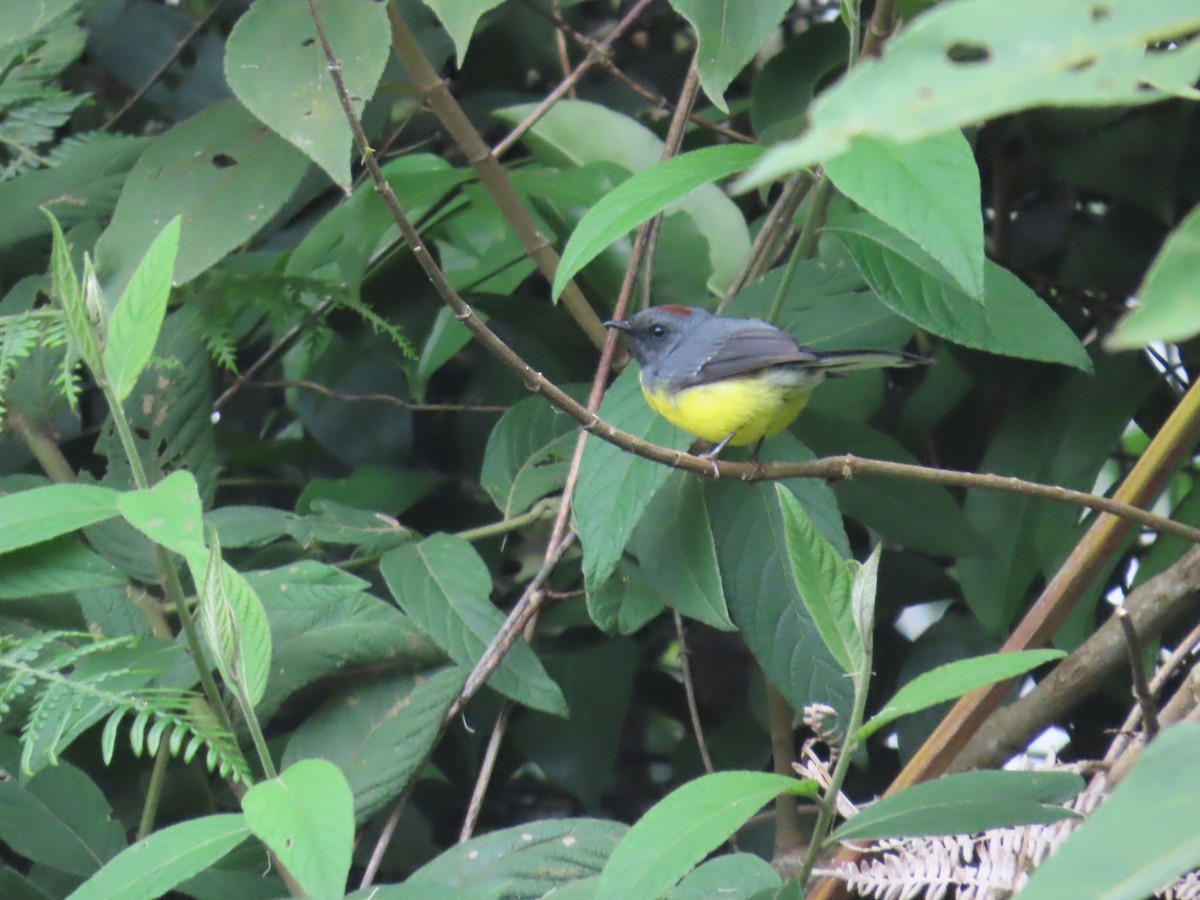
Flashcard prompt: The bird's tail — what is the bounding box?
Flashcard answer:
[809,348,930,374]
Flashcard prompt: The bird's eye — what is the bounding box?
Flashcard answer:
[650,324,666,338]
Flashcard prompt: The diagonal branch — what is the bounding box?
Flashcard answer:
[386,5,608,348]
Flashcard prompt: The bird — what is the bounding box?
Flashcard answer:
[606,305,928,460]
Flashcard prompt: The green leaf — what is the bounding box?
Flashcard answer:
[116,470,205,558]
[669,0,794,112]
[832,770,1083,842]
[595,772,816,900]
[247,560,443,720]
[381,534,566,716]
[824,131,983,300]
[849,545,880,676]
[242,759,353,900]
[0,0,83,48]
[422,0,504,65]
[287,153,471,291]
[96,100,310,296]
[189,538,273,709]
[0,135,146,251]
[799,409,988,557]
[739,0,1200,186]
[0,484,120,554]
[957,353,1152,633]
[632,472,733,631]
[750,21,848,144]
[101,216,180,403]
[493,100,751,295]
[416,305,489,397]
[409,818,626,897]
[706,435,852,720]
[574,368,692,593]
[481,393,579,518]
[1018,722,1200,900]
[282,667,466,821]
[776,484,858,676]
[0,538,124,599]
[63,814,249,900]
[857,649,1065,741]
[829,213,1091,370]
[669,854,782,899]
[1107,201,1200,348]
[44,209,102,374]
[585,557,666,636]
[224,0,390,187]
[553,145,764,299]
[511,641,639,812]
[0,736,125,877]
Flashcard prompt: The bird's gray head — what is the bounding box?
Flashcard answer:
[605,306,711,374]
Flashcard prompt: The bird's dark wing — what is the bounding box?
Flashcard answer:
[672,320,819,388]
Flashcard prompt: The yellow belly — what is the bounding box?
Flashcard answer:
[642,373,814,446]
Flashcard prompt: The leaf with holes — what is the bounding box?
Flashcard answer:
[225,0,390,187]
[740,0,1200,187]
[242,759,353,900]
[96,100,310,297]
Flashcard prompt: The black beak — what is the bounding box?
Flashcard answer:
[604,319,631,332]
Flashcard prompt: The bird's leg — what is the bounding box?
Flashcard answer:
[698,432,736,478]
[747,437,768,479]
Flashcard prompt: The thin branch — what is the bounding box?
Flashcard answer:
[675,612,715,775]
[6,407,77,484]
[460,703,512,842]
[102,0,230,131]
[386,4,609,348]
[518,0,755,145]
[360,780,417,888]
[494,0,657,157]
[950,545,1200,772]
[212,299,335,411]
[719,172,813,312]
[590,53,756,145]
[1115,607,1160,739]
[768,680,806,859]
[861,0,898,58]
[241,379,508,413]
[888,374,1200,790]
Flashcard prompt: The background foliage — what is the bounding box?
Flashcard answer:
[1,0,1200,898]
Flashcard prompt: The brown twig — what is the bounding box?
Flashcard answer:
[718,173,813,312]
[860,0,897,58]
[1116,607,1161,739]
[810,377,1200,900]
[459,703,513,842]
[211,299,334,411]
[769,680,806,859]
[386,5,609,348]
[6,408,76,484]
[101,0,230,131]
[454,54,703,723]
[675,611,716,775]
[949,546,1200,772]
[517,0,755,145]
[241,379,507,413]
[493,0,657,157]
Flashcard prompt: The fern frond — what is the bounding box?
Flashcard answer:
[329,288,415,359]
[0,630,252,784]
[0,309,79,421]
